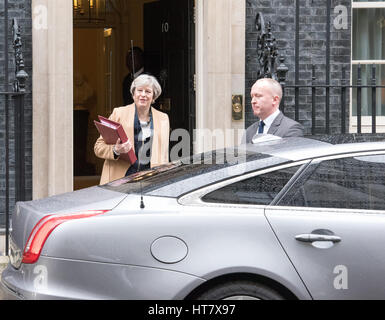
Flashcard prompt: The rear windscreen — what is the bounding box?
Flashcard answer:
[99,150,290,198]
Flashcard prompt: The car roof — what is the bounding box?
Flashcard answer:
[246,137,385,161]
[102,136,385,198]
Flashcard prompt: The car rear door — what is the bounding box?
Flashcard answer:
[265,152,385,299]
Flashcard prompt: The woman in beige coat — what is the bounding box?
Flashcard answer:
[94,74,169,184]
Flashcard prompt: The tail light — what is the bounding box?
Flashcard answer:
[22,210,109,264]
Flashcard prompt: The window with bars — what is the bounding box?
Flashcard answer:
[352,1,385,117]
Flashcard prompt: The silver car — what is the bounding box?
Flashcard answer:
[1,137,385,300]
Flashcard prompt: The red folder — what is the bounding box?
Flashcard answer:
[94,115,137,164]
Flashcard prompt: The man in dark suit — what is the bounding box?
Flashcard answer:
[243,78,304,143]
[122,47,145,105]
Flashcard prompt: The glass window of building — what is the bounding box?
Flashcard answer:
[352,1,385,120]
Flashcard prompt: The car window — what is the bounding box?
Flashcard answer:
[279,154,385,210]
[201,165,302,205]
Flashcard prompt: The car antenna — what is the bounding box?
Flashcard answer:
[140,179,145,209]
[138,157,145,209]
[131,39,145,209]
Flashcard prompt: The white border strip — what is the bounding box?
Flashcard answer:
[352,60,385,64]
[352,2,385,8]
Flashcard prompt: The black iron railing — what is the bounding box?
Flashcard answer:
[255,11,385,136]
[280,64,385,135]
[1,9,29,255]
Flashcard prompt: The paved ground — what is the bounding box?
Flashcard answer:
[0,235,7,274]
[0,235,4,257]
[1,236,11,299]
[0,257,9,300]
[1,258,9,282]
[0,235,7,276]
[0,236,9,292]
[0,256,9,300]
[0,256,9,276]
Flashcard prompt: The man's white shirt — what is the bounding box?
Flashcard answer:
[134,67,144,78]
[258,109,281,134]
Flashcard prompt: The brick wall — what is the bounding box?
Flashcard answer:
[0,0,32,229]
[245,0,352,134]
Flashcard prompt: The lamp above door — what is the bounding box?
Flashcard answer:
[73,0,106,24]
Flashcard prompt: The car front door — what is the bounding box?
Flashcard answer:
[265,152,385,299]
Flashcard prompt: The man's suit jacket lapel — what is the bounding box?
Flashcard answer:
[267,112,283,135]
[247,121,258,143]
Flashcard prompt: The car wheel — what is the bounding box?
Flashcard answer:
[196,280,285,300]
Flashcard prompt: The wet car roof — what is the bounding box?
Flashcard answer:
[250,137,385,161]
[246,138,385,161]
[100,137,385,198]
[102,150,287,197]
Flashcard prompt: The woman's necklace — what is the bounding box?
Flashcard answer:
[137,106,150,123]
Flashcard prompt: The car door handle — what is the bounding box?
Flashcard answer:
[295,234,341,243]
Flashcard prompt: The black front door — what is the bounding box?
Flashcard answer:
[144,0,195,153]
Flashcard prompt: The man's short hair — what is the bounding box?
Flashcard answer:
[256,78,283,100]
